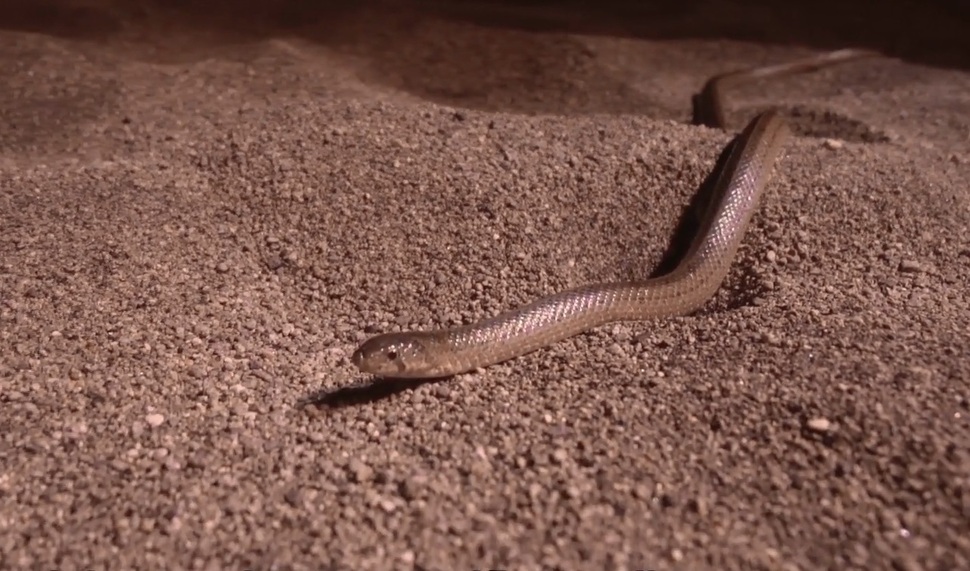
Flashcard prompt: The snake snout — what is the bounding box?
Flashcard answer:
[350,345,366,368]
[352,331,435,378]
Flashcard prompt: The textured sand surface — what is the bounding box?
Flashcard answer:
[1,2,968,570]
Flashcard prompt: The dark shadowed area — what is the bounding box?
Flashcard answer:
[1,1,968,570]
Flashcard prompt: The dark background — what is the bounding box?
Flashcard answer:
[1,0,968,70]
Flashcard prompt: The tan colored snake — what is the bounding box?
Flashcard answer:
[352,49,876,379]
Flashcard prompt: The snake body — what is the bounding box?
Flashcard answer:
[351,49,879,379]
[352,110,791,378]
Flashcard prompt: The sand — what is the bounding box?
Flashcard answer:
[1,1,968,570]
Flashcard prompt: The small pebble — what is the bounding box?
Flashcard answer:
[898,260,923,273]
[761,332,781,345]
[348,459,374,483]
[806,417,832,433]
[145,413,165,427]
[399,475,427,500]
[265,254,284,270]
[823,138,844,149]
[284,487,303,507]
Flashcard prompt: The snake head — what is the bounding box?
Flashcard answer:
[351,331,447,378]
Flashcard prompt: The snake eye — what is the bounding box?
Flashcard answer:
[386,351,398,361]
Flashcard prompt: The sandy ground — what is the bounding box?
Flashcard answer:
[1,1,968,570]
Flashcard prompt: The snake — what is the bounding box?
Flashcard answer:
[351,49,876,379]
